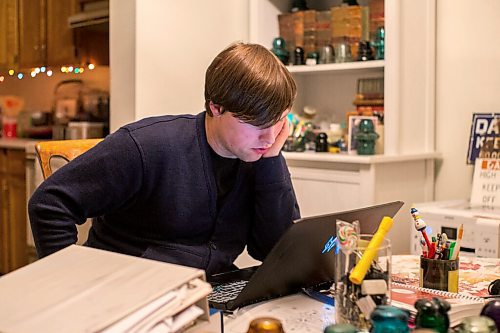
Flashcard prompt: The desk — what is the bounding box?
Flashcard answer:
[188,294,334,333]
[189,255,500,333]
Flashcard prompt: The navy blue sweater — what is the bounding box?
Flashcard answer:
[29,112,300,274]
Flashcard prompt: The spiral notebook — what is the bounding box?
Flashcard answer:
[391,282,485,327]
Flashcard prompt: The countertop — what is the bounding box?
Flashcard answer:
[0,138,43,153]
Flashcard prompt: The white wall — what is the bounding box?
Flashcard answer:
[110,0,249,131]
[109,0,136,132]
[435,0,500,200]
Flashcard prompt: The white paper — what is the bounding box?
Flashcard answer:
[224,294,335,333]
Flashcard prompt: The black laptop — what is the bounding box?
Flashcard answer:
[207,201,404,311]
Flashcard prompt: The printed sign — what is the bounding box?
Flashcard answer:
[470,158,500,208]
[467,113,500,164]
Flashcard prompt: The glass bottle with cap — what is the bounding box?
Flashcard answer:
[455,316,497,333]
[481,299,500,331]
[370,305,410,333]
[414,298,450,333]
[324,323,357,333]
[246,317,285,333]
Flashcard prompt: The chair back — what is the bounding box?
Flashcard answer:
[35,139,103,179]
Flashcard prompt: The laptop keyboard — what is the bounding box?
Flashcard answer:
[208,280,249,303]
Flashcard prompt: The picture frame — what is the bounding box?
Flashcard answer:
[466,113,500,164]
[347,115,379,153]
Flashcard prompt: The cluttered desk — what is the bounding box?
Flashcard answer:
[1,202,499,333]
[194,204,500,333]
[190,255,500,333]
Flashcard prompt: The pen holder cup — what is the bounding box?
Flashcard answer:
[334,234,391,329]
[419,257,459,293]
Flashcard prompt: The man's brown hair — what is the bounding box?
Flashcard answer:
[204,42,296,128]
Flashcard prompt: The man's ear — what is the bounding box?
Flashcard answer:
[209,101,223,117]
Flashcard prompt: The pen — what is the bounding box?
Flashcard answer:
[410,207,432,258]
[428,236,437,259]
[420,237,428,258]
[434,233,443,259]
[450,224,463,260]
[448,241,456,260]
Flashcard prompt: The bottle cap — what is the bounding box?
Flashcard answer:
[323,323,357,333]
[247,317,285,333]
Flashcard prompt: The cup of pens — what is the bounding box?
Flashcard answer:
[411,207,461,293]
[420,257,459,292]
[334,218,392,329]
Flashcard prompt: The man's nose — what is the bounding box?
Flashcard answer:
[259,127,276,145]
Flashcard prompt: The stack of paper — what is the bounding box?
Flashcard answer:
[0,245,212,333]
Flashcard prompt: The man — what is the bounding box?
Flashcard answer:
[29,42,300,275]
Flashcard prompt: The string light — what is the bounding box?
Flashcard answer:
[1,63,92,81]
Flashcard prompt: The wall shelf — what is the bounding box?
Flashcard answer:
[287,60,384,74]
[283,151,440,164]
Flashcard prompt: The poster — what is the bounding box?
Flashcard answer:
[470,158,500,208]
[467,113,500,164]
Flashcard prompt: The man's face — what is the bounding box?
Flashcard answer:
[214,110,289,162]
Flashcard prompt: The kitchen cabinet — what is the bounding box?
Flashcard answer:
[249,0,438,254]
[0,147,28,274]
[16,0,78,69]
[0,0,18,69]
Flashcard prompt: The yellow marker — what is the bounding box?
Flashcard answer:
[349,216,393,285]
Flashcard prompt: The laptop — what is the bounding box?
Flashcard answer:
[207,201,404,311]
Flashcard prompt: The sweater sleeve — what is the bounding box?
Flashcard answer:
[28,129,143,258]
[247,153,300,261]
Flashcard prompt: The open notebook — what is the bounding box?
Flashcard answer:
[391,282,485,328]
[0,245,212,333]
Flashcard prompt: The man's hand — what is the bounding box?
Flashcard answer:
[263,119,291,158]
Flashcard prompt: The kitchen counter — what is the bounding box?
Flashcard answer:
[0,138,41,151]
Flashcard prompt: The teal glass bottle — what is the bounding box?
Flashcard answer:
[370,305,410,333]
[271,37,289,65]
[323,323,357,333]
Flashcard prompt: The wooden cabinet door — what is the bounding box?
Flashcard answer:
[0,0,19,69]
[0,149,28,274]
[18,0,45,68]
[0,174,10,274]
[0,149,8,274]
[6,173,28,271]
[47,0,78,66]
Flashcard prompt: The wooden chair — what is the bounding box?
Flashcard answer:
[34,138,103,245]
[35,139,103,179]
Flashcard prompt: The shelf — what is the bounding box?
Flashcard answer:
[286,60,384,75]
[283,151,440,164]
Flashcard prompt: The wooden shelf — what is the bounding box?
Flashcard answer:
[286,60,384,75]
[283,151,440,164]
